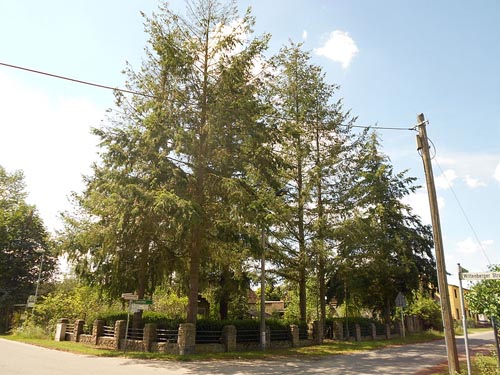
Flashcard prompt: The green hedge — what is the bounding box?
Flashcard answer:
[94,312,302,333]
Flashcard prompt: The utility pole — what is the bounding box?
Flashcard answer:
[260,228,267,350]
[416,113,459,374]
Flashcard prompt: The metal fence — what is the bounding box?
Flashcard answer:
[126,327,144,340]
[195,330,222,344]
[102,326,114,337]
[157,329,179,343]
[236,329,260,343]
[270,329,289,341]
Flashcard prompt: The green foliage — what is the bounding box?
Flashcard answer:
[465,264,500,319]
[328,135,436,323]
[30,281,121,333]
[0,165,56,333]
[151,288,188,320]
[406,291,443,330]
[94,311,128,326]
[14,323,50,339]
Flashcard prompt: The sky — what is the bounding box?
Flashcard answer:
[1,0,499,286]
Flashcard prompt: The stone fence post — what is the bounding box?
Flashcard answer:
[93,320,104,345]
[115,320,126,350]
[355,324,361,342]
[178,323,195,355]
[334,321,343,340]
[289,325,299,347]
[54,318,69,341]
[143,323,157,352]
[222,325,236,352]
[74,319,85,342]
[312,321,322,344]
[370,323,377,340]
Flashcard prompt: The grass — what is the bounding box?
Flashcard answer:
[430,350,500,375]
[1,330,444,362]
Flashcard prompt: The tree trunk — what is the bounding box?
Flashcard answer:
[186,226,201,324]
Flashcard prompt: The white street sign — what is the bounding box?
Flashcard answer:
[121,293,139,301]
[461,271,500,280]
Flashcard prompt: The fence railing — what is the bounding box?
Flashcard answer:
[196,330,222,344]
[102,326,114,337]
[157,329,178,343]
[270,329,289,341]
[236,329,260,343]
[65,324,75,334]
[126,327,144,340]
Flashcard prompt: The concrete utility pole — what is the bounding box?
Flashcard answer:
[416,113,459,374]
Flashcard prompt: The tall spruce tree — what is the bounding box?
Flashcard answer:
[329,134,436,324]
[265,43,365,324]
[61,0,276,324]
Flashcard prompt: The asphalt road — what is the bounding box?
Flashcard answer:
[0,331,495,375]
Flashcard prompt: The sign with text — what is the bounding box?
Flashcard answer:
[460,271,500,280]
[121,293,139,301]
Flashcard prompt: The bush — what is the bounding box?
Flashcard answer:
[15,323,50,339]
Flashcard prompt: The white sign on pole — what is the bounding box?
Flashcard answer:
[461,272,500,281]
[121,293,139,301]
[395,292,407,308]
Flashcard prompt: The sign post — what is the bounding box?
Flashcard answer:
[458,264,472,375]
[395,292,407,338]
[121,293,138,352]
[460,271,500,281]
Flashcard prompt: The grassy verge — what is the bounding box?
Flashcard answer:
[1,330,443,361]
[431,350,500,375]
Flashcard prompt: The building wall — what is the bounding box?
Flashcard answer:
[447,284,478,322]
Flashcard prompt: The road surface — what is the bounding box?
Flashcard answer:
[0,331,495,375]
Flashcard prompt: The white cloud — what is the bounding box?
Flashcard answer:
[314,30,359,69]
[403,192,445,225]
[464,175,486,189]
[435,169,457,190]
[494,162,500,182]
[302,30,308,40]
[456,237,494,255]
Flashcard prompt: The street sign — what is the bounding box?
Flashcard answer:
[132,299,153,305]
[27,295,37,308]
[121,293,139,301]
[461,271,500,281]
[395,292,407,308]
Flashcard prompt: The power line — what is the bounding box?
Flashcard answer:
[1,61,420,132]
[0,61,155,99]
[432,157,492,265]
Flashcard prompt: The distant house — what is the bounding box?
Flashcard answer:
[444,284,480,322]
[247,290,285,318]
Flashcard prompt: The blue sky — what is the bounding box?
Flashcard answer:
[1,0,499,284]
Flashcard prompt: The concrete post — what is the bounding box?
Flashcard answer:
[115,320,127,350]
[74,319,85,342]
[222,325,236,352]
[290,325,299,347]
[54,318,69,341]
[143,323,157,352]
[93,320,104,345]
[178,323,196,355]
[355,324,361,342]
[370,323,377,340]
[266,326,271,347]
